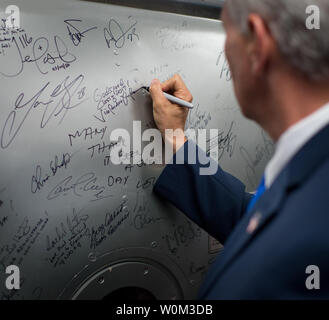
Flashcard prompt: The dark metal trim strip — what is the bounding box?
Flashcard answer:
[83,0,224,20]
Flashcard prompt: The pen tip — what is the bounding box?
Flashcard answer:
[131,86,150,95]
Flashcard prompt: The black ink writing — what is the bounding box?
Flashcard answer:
[64,19,97,46]
[1,74,87,149]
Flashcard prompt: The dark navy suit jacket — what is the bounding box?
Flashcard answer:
[153,124,329,299]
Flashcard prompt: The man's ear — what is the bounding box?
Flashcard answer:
[247,14,274,76]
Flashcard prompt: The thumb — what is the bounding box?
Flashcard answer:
[149,79,168,106]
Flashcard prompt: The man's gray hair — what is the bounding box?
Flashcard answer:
[225,0,329,81]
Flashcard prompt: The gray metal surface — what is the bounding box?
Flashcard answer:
[0,0,274,300]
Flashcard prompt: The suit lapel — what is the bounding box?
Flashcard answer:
[200,123,329,298]
[199,171,288,297]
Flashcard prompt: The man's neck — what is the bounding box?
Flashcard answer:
[260,74,329,142]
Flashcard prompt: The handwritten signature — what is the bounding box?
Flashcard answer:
[0,34,76,77]
[93,79,134,122]
[46,208,90,251]
[0,213,49,270]
[45,208,90,267]
[216,50,232,82]
[104,18,139,49]
[31,153,72,194]
[0,216,8,228]
[156,24,196,51]
[240,130,274,188]
[89,199,128,249]
[187,103,212,130]
[1,74,87,149]
[47,172,112,202]
[207,121,237,161]
[64,19,97,46]
[133,213,166,230]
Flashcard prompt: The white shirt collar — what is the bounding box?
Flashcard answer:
[265,102,329,188]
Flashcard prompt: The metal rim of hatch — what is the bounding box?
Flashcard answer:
[57,247,193,300]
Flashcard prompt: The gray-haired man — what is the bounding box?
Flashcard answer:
[150,0,329,299]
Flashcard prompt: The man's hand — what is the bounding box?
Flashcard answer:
[149,74,193,153]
